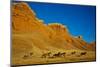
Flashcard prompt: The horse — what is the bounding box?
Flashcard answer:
[80,52,87,56]
[41,52,51,58]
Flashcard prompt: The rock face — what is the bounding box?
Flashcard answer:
[12,3,37,31]
[85,42,96,51]
[12,2,55,38]
[12,2,96,65]
[48,23,70,38]
[48,23,78,49]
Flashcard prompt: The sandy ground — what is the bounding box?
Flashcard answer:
[12,50,95,66]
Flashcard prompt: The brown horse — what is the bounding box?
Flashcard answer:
[80,52,87,56]
[60,52,66,57]
[53,52,66,57]
[71,51,76,55]
[53,52,61,57]
[77,52,87,57]
[41,52,51,58]
[23,55,28,59]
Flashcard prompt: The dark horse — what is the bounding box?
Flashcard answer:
[53,52,66,57]
[77,52,87,57]
[80,52,87,56]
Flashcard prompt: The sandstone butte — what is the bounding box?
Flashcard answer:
[12,2,96,61]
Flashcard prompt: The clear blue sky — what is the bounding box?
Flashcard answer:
[26,2,96,43]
